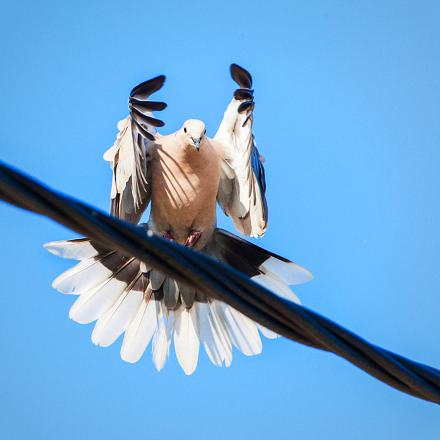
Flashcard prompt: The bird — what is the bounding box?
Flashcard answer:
[44,64,313,375]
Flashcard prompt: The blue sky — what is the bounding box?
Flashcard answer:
[1,0,440,438]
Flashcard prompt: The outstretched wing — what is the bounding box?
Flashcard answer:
[214,64,268,238]
[103,76,166,224]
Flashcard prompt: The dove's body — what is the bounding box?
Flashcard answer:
[150,134,221,249]
[45,64,313,375]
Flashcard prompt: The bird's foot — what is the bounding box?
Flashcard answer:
[184,230,201,248]
[163,231,174,241]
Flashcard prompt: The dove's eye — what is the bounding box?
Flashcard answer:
[204,129,207,135]
[184,127,187,133]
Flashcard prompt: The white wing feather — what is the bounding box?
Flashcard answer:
[215,64,268,237]
[103,75,166,223]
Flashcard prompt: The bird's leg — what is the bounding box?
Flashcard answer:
[184,230,201,248]
[163,231,174,241]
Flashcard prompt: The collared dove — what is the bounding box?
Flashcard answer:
[44,64,313,375]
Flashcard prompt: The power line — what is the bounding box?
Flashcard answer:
[0,160,439,404]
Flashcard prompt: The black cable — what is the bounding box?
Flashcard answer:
[0,160,439,404]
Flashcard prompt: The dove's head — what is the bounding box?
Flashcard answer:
[181,119,206,151]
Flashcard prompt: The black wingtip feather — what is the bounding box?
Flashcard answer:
[130,75,166,99]
[237,100,254,113]
[129,98,167,111]
[130,105,165,127]
[234,88,254,101]
[230,64,253,89]
[144,100,167,111]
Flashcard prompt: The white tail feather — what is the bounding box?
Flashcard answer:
[92,274,144,347]
[45,233,311,373]
[44,239,99,260]
[252,273,300,304]
[70,277,128,324]
[52,252,115,294]
[120,290,157,363]
[260,256,313,285]
[222,304,262,356]
[152,301,173,371]
[199,303,223,367]
[210,301,233,366]
[174,306,200,375]
[257,324,279,339]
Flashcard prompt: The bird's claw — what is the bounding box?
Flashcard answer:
[163,231,174,241]
[184,230,201,248]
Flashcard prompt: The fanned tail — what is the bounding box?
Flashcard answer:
[44,227,312,374]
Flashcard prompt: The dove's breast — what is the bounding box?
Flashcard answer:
[149,136,221,247]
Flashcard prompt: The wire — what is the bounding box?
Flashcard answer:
[0,160,439,404]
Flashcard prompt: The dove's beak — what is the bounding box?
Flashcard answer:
[191,137,201,151]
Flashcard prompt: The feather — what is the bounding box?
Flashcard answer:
[210,301,233,366]
[132,119,156,141]
[237,100,254,114]
[213,228,312,291]
[198,303,222,366]
[215,65,267,238]
[43,238,99,260]
[130,75,166,100]
[256,324,279,339]
[174,306,200,375]
[260,256,313,285]
[140,261,151,273]
[104,73,166,224]
[92,273,145,347]
[251,273,300,304]
[234,89,254,101]
[130,106,165,127]
[230,64,253,89]
[199,302,233,367]
[52,251,120,294]
[129,99,167,111]
[69,258,139,324]
[152,301,172,371]
[120,287,157,363]
[150,269,166,290]
[221,304,262,356]
[180,284,196,309]
[163,277,180,310]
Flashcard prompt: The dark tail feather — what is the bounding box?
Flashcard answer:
[210,228,313,303]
